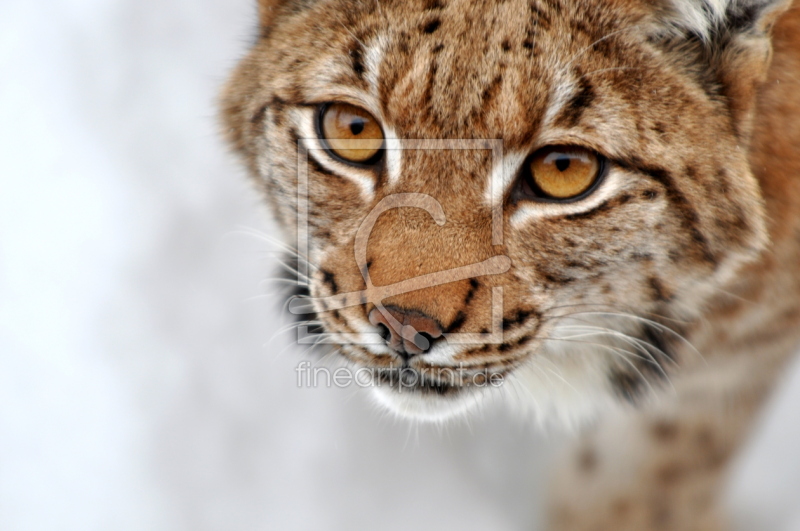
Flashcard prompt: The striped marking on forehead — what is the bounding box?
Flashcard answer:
[361,37,406,186]
[309,29,387,102]
[359,35,405,186]
[362,35,388,98]
[542,70,580,129]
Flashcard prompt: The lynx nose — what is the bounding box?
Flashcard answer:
[369,307,443,357]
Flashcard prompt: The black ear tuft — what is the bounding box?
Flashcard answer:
[651,0,792,137]
[657,0,792,41]
[726,2,767,33]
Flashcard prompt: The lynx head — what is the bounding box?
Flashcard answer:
[221,0,787,425]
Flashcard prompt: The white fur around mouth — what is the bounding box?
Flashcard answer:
[370,371,489,422]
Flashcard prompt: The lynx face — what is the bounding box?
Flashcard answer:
[222,0,776,424]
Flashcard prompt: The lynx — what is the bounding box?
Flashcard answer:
[221,0,800,528]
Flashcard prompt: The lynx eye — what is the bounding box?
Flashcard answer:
[319,103,384,164]
[522,146,603,201]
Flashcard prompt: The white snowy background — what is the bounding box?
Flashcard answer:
[0,0,798,530]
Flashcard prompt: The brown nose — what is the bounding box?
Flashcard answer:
[369,307,443,357]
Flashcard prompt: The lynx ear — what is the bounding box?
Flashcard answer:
[660,0,791,40]
[654,0,792,137]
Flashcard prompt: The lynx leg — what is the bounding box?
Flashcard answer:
[545,365,782,531]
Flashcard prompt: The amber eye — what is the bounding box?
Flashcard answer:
[319,103,384,164]
[523,146,603,201]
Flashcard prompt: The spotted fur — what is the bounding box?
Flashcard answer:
[221,0,800,528]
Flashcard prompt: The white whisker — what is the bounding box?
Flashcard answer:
[557,25,643,78]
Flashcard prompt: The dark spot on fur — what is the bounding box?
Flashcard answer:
[320,269,339,294]
[656,462,686,484]
[502,309,538,330]
[578,448,598,472]
[447,311,467,333]
[649,276,671,302]
[267,96,290,124]
[565,260,592,269]
[287,126,302,150]
[422,19,441,34]
[610,370,644,403]
[423,62,438,109]
[501,39,511,51]
[426,0,445,9]
[727,2,761,32]
[398,30,411,54]
[432,43,444,54]
[556,77,595,127]
[250,103,268,125]
[481,74,503,107]
[464,278,480,305]
[652,420,680,442]
[542,272,576,284]
[516,335,533,347]
[529,2,552,28]
[642,189,659,200]
[349,42,365,78]
[640,320,678,365]
[630,252,653,262]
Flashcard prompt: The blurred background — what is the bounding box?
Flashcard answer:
[1,0,799,529]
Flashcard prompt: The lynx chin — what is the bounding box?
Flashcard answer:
[220,0,800,528]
